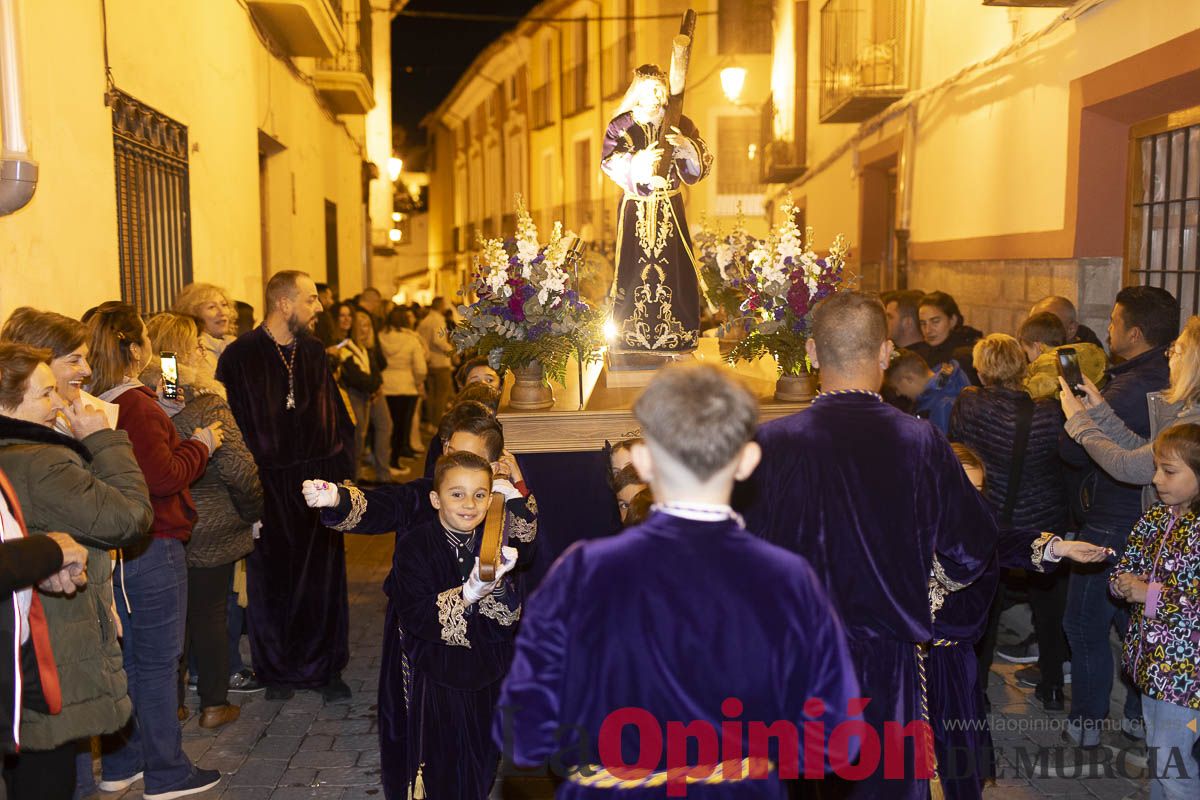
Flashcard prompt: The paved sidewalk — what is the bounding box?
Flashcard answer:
[95,534,1151,800]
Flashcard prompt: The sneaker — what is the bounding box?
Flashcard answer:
[1063,660,1072,685]
[320,675,353,703]
[1063,719,1101,749]
[143,768,221,800]
[996,635,1040,664]
[1121,717,1146,741]
[1015,665,1041,688]
[98,772,144,792]
[227,668,263,694]
[186,674,197,691]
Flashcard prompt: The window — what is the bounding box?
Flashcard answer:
[717,116,759,196]
[324,200,339,287]
[111,90,192,313]
[719,0,773,54]
[564,18,590,117]
[819,0,906,123]
[1127,109,1200,317]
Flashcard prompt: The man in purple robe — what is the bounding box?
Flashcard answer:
[742,292,997,800]
[217,270,355,701]
[496,363,861,797]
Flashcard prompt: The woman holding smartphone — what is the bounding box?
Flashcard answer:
[142,314,263,730]
[1062,315,1200,510]
[86,303,225,800]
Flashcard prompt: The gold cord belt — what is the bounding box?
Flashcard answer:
[567,757,773,789]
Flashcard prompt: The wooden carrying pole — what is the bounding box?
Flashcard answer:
[477,492,507,581]
[653,9,697,180]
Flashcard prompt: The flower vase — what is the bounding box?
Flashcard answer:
[509,360,555,410]
[775,372,816,403]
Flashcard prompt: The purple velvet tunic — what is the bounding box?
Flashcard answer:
[216,328,355,689]
[495,511,861,798]
[320,479,538,800]
[742,394,997,799]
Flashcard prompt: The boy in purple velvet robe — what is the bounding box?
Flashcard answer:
[496,362,861,797]
[741,292,998,800]
[302,414,537,800]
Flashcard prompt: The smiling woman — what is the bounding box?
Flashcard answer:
[0,307,93,406]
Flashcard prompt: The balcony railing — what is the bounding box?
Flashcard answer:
[759,94,805,183]
[531,83,553,130]
[563,64,590,118]
[819,0,906,123]
[314,0,373,114]
[602,34,636,99]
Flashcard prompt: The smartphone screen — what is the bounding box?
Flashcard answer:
[1056,348,1086,397]
[161,352,180,400]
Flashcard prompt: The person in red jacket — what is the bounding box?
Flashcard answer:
[85,302,225,800]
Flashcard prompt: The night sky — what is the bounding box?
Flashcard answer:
[390,1,541,157]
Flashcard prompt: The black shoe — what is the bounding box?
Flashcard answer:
[395,450,418,459]
[320,675,352,703]
[264,684,295,701]
[1036,684,1065,711]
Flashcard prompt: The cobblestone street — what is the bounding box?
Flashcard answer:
[96,534,1151,800]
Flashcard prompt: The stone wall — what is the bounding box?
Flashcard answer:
[908,258,1123,340]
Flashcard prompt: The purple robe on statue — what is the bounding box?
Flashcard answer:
[602,111,711,352]
[216,328,355,688]
[319,479,538,800]
[742,394,996,800]
[495,510,861,798]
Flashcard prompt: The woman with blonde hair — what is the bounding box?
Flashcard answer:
[1063,315,1200,510]
[337,308,396,481]
[949,333,1069,711]
[172,283,236,379]
[141,314,263,730]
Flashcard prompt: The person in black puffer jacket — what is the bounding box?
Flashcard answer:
[950,333,1068,710]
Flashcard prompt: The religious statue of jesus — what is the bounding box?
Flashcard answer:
[601,64,712,353]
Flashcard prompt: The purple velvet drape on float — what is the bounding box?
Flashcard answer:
[217,328,355,689]
[740,394,997,800]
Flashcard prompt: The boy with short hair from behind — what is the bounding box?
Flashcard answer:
[496,362,861,794]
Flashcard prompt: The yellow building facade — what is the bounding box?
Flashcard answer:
[768,0,1200,334]
[0,0,393,321]
[425,0,773,303]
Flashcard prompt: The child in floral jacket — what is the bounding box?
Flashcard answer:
[1110,423,1200,800]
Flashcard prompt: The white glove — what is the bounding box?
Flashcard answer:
[301,479,340,508]
[491,478,522,502]
[462,546,518,604]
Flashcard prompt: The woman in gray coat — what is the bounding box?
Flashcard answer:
[1062,316,1200,509]
[0,342,152,799]
[142,314,263,731]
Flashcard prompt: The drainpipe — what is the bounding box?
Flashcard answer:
[0,0,36,215]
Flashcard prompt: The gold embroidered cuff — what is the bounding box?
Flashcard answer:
[507,513,537,543]
[478,594,521,626]
[1030,532,1057,572]
[436,587,470,648]
[328,484,367,531]
[931,555,970,592]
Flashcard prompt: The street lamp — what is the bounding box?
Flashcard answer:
[387,157,403,182]
[720,66,747,104]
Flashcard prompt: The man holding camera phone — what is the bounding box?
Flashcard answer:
[1056,286,1179,748]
